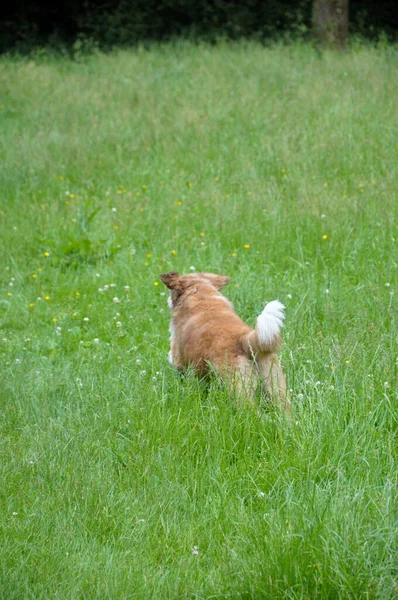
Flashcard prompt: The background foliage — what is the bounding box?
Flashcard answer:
[1,0,398,53]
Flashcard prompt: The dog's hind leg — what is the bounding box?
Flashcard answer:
[226,357,260,407]
[257,356,290,413]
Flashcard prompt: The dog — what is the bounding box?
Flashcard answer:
[160,271,289,411]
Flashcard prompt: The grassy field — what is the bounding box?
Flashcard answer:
[0,41,397,598]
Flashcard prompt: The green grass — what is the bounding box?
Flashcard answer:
[0,40,397,598]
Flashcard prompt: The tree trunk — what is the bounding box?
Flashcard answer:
[313,0,349,49]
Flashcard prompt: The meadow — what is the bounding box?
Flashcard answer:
[0,40,397,598]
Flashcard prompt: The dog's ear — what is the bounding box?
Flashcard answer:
[201,273,230,290]
[159,272,182,290]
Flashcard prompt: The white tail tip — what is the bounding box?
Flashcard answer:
[256,300,285,348]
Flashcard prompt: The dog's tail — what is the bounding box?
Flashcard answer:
[241,300,285,356]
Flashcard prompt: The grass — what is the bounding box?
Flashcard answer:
[0,40,397,598]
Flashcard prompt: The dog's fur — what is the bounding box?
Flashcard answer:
[160,271,289,411]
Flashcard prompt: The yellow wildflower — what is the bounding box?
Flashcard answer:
[29,303,35,308]
[154,282,159,286]
[171,250,177,256]
[44,252,50,257]
[322,235,328,240]
[32,274,37,279]
[45,296,50,301]
[52,318,58,323]
[243,244,250,249]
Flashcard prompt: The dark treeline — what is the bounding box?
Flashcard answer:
[1,0,398,53]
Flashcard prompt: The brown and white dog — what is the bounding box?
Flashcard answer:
[160,271,289,411]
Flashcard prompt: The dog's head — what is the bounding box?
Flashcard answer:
[159,271,230,309]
